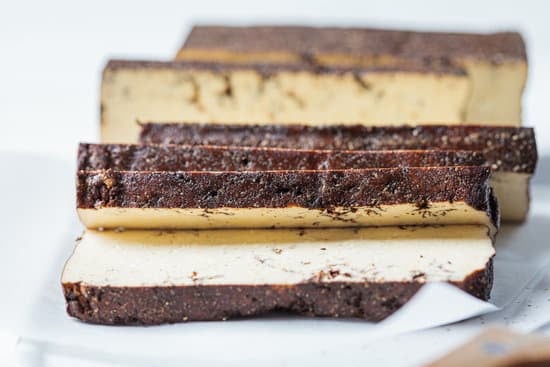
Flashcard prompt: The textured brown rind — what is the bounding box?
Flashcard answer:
[76,166,492,209]
[78,144,486,172]
[62,258,493,325]
[76,167,498,229]
[104,59,466,77]
[139,123,537,174]
[180,26,526,64]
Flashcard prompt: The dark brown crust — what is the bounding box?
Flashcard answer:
[76,167,498,227]
[139,123,537,174]
[181,26,526,64]
[78,143,486,172]
[104,59,466,77]
[62,258,493,325]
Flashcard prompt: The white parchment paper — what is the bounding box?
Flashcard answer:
[2,154,550,365]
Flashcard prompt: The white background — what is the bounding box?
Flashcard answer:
[1,0,550,161]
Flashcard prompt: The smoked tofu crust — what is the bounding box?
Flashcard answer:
[138,123,537,174]
[76,167,499,231]
[78,143,486,172]
[178,26,526,64]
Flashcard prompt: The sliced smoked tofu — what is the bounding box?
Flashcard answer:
[76,166,498,232]
[139,122,537,222]
[62,225,495,324]
[177,26,527,124]
[78,144,486,172]
[100,60,471,142]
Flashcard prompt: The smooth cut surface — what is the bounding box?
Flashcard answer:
[62,225,494,287]
[78,202,495,231]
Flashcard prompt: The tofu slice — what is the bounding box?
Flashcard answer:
[100,60,471,143]
[139,122,537,222]
[62,225,495,324]
[176,26,527,124]
[78,144,486,171]
[77,167,498,232]
[490,172,531,222]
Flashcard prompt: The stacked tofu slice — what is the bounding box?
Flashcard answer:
[64,226,495,324]
[176,26,527,124]
[67,146,498,324]
[138,123,538,222]
[63,26,537,325]
[101,60,470,141]
[101,27,527,143]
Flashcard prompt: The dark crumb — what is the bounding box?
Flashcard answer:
[415,199,430,210]
[298,229,306,236]
[221,75,233,97]
[364,208,383,216]
[412,272,426,280]
[343,272,352,278]
[273,248,283,254]
[353,73,373,91]
[320,247,327,251]
[329,269,340,278]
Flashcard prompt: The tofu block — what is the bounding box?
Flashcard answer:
[140,122,537,222]
[177,26,527,124]
[78,144,486,172]
[100,60,471,142]
[76,167,498,231]
[62,225,495,324]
